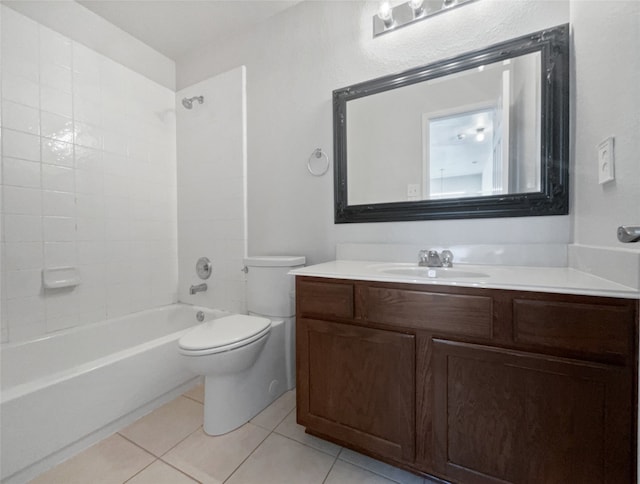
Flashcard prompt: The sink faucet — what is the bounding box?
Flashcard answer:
[189,283,207,295]
[419,249,454,268]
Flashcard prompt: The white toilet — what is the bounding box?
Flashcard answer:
[178,255,305,435]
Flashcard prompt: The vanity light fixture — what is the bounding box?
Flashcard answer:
[475,127,485,142]
[373,0,477,37]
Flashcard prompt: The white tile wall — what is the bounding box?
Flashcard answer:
[176,67,247,314]
[3,157,41,187]
[2,100,40,134]
[2,129,41,161]
[0,6,178,344]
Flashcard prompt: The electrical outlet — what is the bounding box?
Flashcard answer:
[597,137,615,184]
[407,184,420,200]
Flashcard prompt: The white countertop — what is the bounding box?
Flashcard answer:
[290,260,640,299]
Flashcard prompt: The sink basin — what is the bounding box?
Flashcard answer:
[376,266,489,279]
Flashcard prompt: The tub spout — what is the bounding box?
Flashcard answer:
[189,283,207,295]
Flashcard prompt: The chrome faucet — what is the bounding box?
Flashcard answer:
[419,249,454,268]
[189,283,207,295]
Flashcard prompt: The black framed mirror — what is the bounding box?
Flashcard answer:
[333,24,569,223]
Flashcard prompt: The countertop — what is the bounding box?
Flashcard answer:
[290,260,640,299]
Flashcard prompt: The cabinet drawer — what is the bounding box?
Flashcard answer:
[297,279,354,319]
[513,299,633,357]
[359,286,493,338]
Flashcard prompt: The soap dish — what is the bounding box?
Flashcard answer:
[42,267,81,289]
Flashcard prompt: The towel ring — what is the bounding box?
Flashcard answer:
[307,148,330,176]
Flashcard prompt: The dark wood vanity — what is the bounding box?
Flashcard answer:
[295,276,638,483]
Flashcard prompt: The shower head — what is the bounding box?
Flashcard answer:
[182,95,204,109]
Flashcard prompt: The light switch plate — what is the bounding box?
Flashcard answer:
[597,136,615,184]
[407,183,420,200]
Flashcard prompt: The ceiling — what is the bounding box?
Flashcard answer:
[77,0,303,60]
[430,109,494,178]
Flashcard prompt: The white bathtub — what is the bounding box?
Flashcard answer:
[0,303,228,484]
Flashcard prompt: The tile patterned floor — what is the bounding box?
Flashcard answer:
[31,385,438,484]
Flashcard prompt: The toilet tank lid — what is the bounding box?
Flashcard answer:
[244,256,305,267]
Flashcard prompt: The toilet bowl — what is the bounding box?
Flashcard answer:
[178,255,305,436]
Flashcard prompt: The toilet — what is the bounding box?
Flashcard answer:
[178,255,305,435]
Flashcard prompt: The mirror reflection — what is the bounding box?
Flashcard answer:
[346,52,541,206]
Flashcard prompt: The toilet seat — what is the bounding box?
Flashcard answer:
[178,314,271,356]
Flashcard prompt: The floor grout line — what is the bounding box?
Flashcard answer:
[38,387,424,484]
[321,454,340,484]
[181,383,204,404]
[115,432,160,458]
[335,447,422,484]
[269,406,296,433]
[116,415,203,462]
[220,399,335,482]
[273,430,342,459]
[159,458,204,483]
[182,394,204,404]
[247,395,296,432]
[222,423,275,483]
[158,423,205,458]
[122,458,159,483]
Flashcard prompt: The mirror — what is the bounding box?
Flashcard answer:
[334,24,569,223]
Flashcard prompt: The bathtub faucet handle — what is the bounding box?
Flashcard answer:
[189,283,207,295]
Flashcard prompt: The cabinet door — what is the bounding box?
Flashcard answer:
[297,318,415,463]
[432,339,632,484]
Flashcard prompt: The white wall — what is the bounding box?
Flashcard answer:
[176,67,247,314]
[571,1,640,250]
[177,0,571,265]
[0,6,178,343]
[2,1,175,90]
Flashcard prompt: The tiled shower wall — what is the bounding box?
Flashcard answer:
[0,6,178,343]
[176,67,247,314]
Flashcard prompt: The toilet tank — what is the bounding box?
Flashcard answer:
[244,256,306,318]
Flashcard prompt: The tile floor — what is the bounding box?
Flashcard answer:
[31,385,438,484]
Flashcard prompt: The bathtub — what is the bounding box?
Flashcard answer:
[0,303,228,484]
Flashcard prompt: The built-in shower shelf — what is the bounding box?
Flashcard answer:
[42,267,81,289]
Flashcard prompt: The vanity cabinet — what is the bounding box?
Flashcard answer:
[295,276,638,484]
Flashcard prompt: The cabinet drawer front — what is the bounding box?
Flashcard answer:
[297,279,354,319]
[360,287,493,338]
[513,299,633,357]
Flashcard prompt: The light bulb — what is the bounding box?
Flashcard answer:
[409,0,424,16]
[475,128,485,142]
[378,2,394,27]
